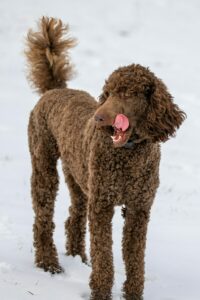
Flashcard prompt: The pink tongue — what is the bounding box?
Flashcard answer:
[113,114,129,132]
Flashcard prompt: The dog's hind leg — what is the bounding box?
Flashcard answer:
[63,171,87,263]
[28,114,62,274]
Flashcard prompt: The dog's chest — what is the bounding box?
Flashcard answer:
[92,148,147,206]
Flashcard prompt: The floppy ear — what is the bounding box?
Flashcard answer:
[142,78,186,142]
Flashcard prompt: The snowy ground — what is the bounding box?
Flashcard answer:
[0,0,200,299]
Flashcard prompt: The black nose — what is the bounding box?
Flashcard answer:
[94,114,105,122]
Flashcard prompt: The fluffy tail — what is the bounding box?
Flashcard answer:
[25,17,76,94]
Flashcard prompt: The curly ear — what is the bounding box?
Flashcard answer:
[142,79,186,142]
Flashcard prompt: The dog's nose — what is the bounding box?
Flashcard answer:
[94,114,105,122]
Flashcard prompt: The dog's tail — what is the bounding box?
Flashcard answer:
[25,17,76,94]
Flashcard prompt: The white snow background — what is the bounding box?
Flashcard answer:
[0,0,200,299]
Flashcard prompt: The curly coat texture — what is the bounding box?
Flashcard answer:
[26,17,186,300]
[25,16,76,94]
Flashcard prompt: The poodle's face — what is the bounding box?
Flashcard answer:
[94,92,148,147]
[94,64,186,147]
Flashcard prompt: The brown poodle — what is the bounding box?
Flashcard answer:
[25,17,186,300]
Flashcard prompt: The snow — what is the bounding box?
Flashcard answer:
[0,0,200,299]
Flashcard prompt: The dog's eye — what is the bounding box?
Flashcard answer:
[105,91,110,98]
[125,98,132,102]
[123,95,133,102]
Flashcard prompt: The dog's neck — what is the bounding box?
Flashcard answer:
[123,139,135,149]
[123,134,147,149]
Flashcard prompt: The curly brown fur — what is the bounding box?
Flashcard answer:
[64,172,88,263]
[26,17,186,300]
[25,16,76,94]
[99,65,186,143]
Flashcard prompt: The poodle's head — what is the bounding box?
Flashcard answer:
[94,64,186,147]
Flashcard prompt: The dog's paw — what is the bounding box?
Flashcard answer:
[37,261,64,274]
[81,254,89,265]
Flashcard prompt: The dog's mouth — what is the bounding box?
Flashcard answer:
[111,126,130,146]
[111,114,131,147]
[95,113,132,147]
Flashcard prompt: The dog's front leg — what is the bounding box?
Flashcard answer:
[88,201,114,300]
[122,208,150,300]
